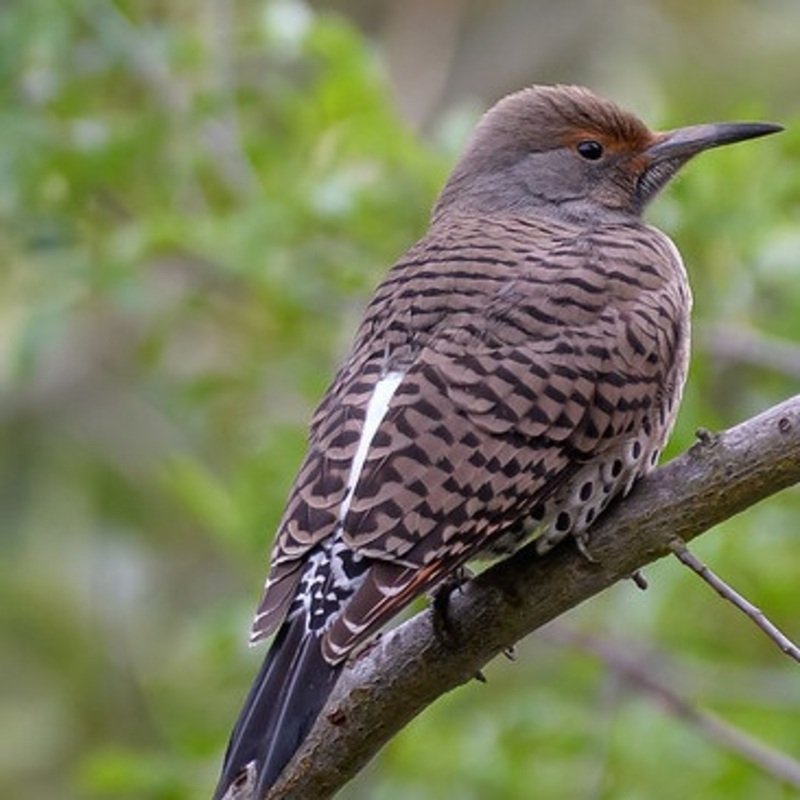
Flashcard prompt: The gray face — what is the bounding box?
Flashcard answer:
[509,146,642,222]
[432,98,655,223]
[432,85,781,226]
[435,142,648,224]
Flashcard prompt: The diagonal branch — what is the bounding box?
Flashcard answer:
[544,626,800,789]
[264,394,800,800]
[670,539,800,663]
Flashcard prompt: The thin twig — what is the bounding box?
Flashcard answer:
[670,538,800,665]
[546,626,800,789]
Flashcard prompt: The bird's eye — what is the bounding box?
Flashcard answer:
[576,140,604,160]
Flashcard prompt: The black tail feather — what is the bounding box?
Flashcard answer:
[213,615,342,799]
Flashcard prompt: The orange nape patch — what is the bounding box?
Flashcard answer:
[562,127,657,156]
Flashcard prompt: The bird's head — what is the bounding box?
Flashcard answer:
[434,85,781,224]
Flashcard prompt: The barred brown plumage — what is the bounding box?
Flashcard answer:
[213,85,781,800]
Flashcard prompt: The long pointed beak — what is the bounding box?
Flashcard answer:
[647,121,783,162]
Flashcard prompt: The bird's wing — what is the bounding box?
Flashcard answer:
[248,366,378,642]
[252,220,686,653]
[320,296,676,661]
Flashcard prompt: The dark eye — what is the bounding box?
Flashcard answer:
[576,140,604,160]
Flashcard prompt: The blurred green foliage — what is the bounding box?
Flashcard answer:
[0,2,798,799]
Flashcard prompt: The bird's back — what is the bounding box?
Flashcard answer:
[253,211,692,656]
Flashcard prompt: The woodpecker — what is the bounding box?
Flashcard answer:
[213,84,780,799]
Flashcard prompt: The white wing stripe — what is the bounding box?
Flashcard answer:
[339,370,404,522]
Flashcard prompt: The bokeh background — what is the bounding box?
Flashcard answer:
[2,1,799,798]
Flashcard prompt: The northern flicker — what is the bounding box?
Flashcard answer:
[213,85,780,799]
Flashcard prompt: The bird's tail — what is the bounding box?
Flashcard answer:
[213,613,342,799]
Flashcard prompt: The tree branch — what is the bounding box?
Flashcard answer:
[544,626,800,789]
[265,394,800,800]
[669,539,800,663]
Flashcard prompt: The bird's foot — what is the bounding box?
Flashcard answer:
[574,531,599,564]
[430,566,473,649]
[630,570,648,590]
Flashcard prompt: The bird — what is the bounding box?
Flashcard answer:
[212,84,780,799]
